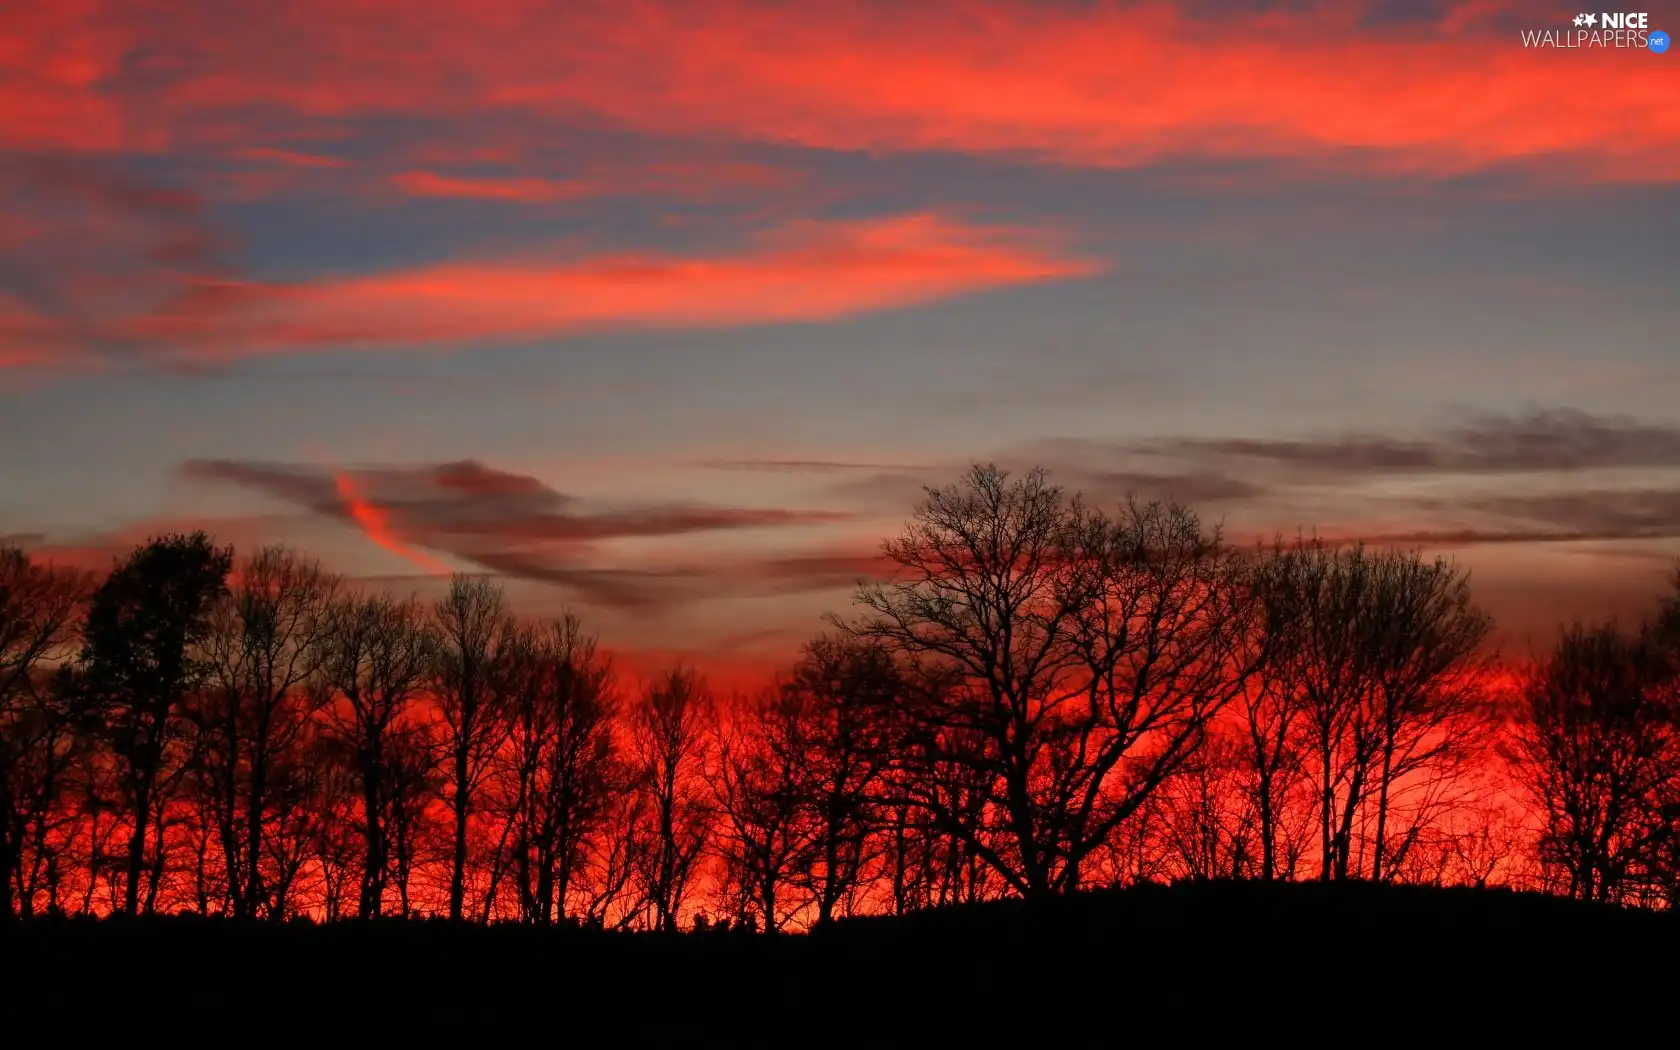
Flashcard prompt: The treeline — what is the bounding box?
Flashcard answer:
[3,465,1678,926]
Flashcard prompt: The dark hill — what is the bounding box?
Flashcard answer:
[9,882,1675,1043]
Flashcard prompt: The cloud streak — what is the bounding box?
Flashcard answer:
[7,1,1673,180]
[179,457,865,607]
[1160,409,1680,478]
[101,213,1095,364]
[389,159,798,204]
[842,410,1680,551]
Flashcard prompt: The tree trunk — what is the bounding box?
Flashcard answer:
[125,782,151,916]
[1318,732,1334,882]
[358,759,383,919]
[1334,764,1365,881]
[1372,738,1395,882]
[450,739,469,920]
[0,774,20,918]
[244,723,271,917]
[144,805,168,914]
[552,843,573,924]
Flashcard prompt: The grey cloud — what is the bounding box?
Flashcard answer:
[1160,409,1680,477]
[179,457,857,608]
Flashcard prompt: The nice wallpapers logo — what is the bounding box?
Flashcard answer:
[1520,11,1670,50]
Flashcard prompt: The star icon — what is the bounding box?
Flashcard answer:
[1573,13,1585,25]
[1584,13,1597,25]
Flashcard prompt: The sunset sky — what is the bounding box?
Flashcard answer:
[3,0,1677,677]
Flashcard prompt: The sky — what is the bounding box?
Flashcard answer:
[2,0,1677,679]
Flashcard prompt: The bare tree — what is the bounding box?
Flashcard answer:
[850,465,1258,898]
[629,666,714,931]
[316,593,435,918]
[497,614,619,923]
[1261,541,1375,882]
[261,719,342,918]
[1509,618,1678,902]
[783,634,893,925]
[1264,542,1492,881]
[196,547,338,917]
[432,575,514,921]
[581,787,641,929]
[0,547,90,916]
[1235,543,1316,882]
[1153,728,1256,881]
[1360,551,1493,881]
[306,733,363,922]
[712,687,809,933]
[383,722,441,917]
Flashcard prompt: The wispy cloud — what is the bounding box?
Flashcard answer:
[0,155,233,369]
[178,457,864,607]
[388,171,602,203]
[10,2,1674,180]
[92,213,1096,365]
[698,459,938,474]
[831,409,1680,551]
[388,159,798,204]
[1158,409,1680,478]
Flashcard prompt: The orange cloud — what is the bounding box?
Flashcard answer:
[389,161,797,204]
[180,458,869,609]
[333,471,453,575]
[136,213,1097,359]
[390,171,602,203]
[5,1,1675,180]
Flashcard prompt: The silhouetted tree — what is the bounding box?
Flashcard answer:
[19,471,1680,922]
[383,722,440,917]
[783,635,894,924]
[316,593,435,918]
[582,787,641,929]
[1235,543,1316,881]
[432,575,514,921]
[1510,618,1678,902]
[851,465,1258,898]
[195,546,338,917]
[1360,551,1493,881]
[1264,542,1492,881]
[262,722,340,918]
[1153,729,1256,880]
[79,533,231,915]
[497,614,619,923]
[712,687,808,932]
[630,667,713,931]
[308,734,363,921]
[1648,581,1680,906]
[1,547,91,917]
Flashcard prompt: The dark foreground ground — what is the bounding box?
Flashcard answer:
[8,882,1677,1044]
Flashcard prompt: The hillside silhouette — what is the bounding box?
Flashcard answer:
[12,880,1677,1040]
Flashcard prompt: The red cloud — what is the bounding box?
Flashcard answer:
[333,471,453,575]
[390,171,604,203]
[176,458,869,608]
[131,213,1096,360]
[390,160,797,204]
[4,1,1674,179]
[236,148,349,169]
